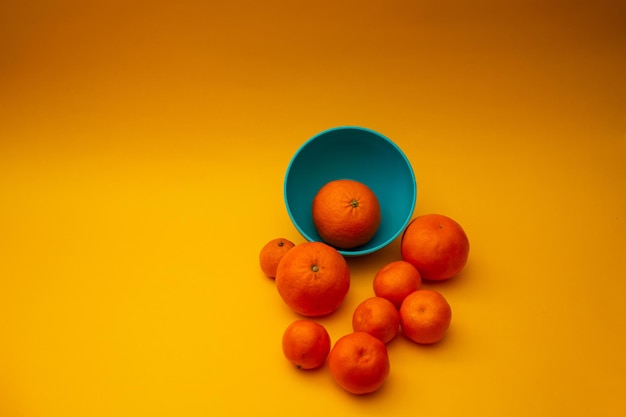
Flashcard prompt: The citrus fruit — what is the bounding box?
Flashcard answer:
[275,241,350,317]
[259,238,296,278]
[281,319,331,370]
[327,331,390,395]
[399,289,452,344]
[373,260,422,308]
[352,297,400,344]
[400,213,470,281]
[312,179,381,249]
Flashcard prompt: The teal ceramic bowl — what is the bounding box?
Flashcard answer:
[284,126,417,256]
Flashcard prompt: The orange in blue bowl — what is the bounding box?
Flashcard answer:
[284,126,417,256]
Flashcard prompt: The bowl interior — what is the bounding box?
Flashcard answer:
[284,127,417,256]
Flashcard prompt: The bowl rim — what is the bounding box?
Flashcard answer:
[284,125,417,257]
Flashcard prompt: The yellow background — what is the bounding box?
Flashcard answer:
[1,1,625,416]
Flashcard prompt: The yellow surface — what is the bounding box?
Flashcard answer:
[1,1,625,416]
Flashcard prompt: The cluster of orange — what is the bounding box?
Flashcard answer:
[259,179,469,395]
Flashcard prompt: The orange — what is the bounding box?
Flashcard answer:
[259,237,296,278]
[275,241,350,317]
[400,213,470,281]
[352,297,400,344]
[373,260,422,308]
[312,179,381,249]
[281,319,331,370]
[327,331,390,395]
[399,289,452,344]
